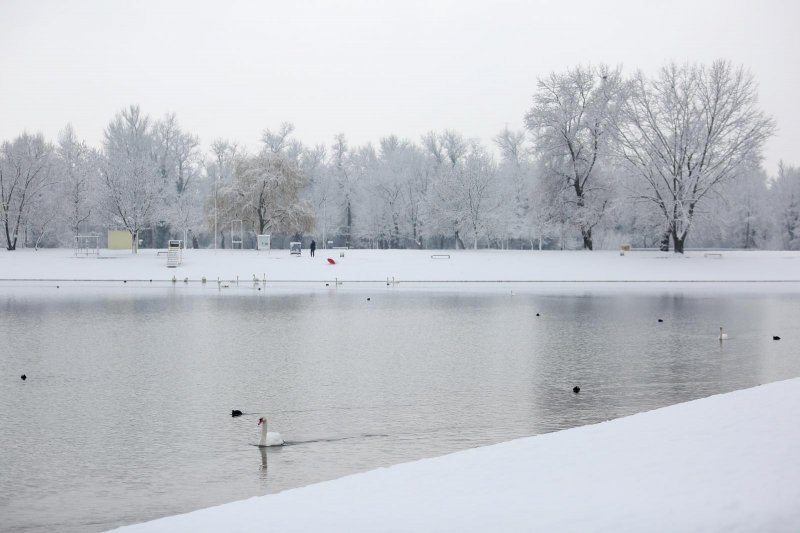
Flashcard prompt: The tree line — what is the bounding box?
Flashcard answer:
[2,59,798,253]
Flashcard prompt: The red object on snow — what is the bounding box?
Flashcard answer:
[327,258,336,265]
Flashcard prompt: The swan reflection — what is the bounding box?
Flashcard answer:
[259,446,268,471]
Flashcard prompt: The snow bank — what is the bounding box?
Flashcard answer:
[2,248,800,287]
[113,378,800,532]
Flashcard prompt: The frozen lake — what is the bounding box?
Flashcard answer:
[2,284,799,532]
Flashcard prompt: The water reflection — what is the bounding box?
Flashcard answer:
[1,287,798,533]
[259,447,268,473]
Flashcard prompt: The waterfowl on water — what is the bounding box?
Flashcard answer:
[258,416,284,447]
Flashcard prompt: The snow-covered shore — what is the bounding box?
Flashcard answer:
[114,378,800,533]
[2,248,800,287]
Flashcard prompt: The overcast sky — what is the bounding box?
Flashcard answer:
[1,0,798,173]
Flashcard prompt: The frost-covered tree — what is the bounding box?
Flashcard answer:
[330,134,364,247]
[56,125,99,239]
[525,64,623,250]
[425,132,499,249]
[3,57,793,253]
[99,105,163,253]
[613,61,775,253]
[702,167,771,249]
[227,150,314,237]
[609,192,667,249]
[356,137,399,247]
[494,127,534,248]
[153,114,203,245]
[421,131,445,167]
[423,130,468,248]
[403,150,432,248]
[362,136,429,248]
[26,185,61,249]
[0,133,55,250]
[205,139,240,248]
[770,163,800,250]
[154,114,198,194]
[300,143,335,247]
[461,145,500,249]
[262,122,296,155]
[346,144,379,245]
[527,160,568,250]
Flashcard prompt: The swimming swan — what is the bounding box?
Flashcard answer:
[258,416,284,447]
[718,327,729,341]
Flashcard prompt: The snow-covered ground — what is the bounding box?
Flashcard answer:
[113,378,800,533]
[2,248,800,286]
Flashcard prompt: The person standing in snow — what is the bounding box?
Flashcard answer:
[310,239,316,257]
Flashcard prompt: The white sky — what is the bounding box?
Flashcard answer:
[1,0,798,173]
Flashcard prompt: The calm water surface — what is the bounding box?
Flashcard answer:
[1,283,799,532]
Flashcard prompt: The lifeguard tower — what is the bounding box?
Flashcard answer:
[166,240,183,268]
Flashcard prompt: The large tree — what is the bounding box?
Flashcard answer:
[770,163,800,250]
[527,159,569,250]
[613,60,775,253]
[300,143,334,247]
[403,144,433,249]
[494,127,534,248]
[425,132,499,249]
[0,133,54,250]
[330,134,364,247]
[367,136,429,248]
[205,139,240,248]
[703,166,771,249]
[423,130,468,248]
[227,150,314,237]
[56,124,99,239]
[525,64,623,250]
[99,105,163,252]
[153,114,203,246]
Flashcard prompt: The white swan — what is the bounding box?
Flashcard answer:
[718,327,729,340]
[258,416,284,447]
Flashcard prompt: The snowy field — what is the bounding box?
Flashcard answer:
[114,378,800,533]
[2,248,800,287]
